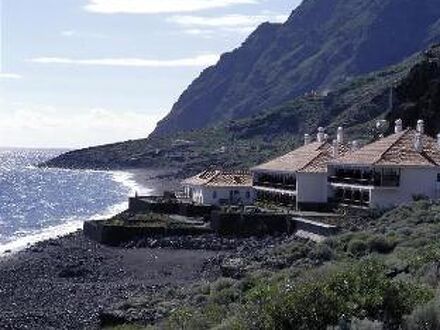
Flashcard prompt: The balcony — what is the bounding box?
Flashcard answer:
[330,187,370,208]
[328,169,400,188]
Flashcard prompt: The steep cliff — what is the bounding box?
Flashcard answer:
[152,0,440,136]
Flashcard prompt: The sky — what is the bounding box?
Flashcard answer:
[0,0,300,149]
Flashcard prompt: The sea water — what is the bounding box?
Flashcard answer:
[0,148,148,254]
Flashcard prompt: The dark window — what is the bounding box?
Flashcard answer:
[246,191,251,199]
[437,174,440,182]
[213,191,217,199]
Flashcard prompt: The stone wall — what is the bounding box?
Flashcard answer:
[128,197,216,219]
[211,211,294,236]
[83,221,212,246]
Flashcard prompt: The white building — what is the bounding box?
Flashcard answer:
[328,120,440,209]
[251,127,348,209]
[182,169,256,206]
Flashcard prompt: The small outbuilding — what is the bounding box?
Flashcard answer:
[182,169,255,206]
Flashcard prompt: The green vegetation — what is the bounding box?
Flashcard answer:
[45,49,421,174]
[108,200,440,329]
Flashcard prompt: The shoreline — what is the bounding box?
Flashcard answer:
[0,231,222,329]
[0,168,170,257]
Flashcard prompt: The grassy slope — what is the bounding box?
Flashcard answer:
[108,200,440,329]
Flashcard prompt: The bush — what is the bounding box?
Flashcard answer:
[348,239,368,257]
[404,296,440,330]
[367,235,396,254]
[309,243,335,261]
[242,260,433,330]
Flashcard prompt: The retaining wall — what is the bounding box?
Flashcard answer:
[211,212,294,236]
[83,221,212,246]
[128,197,216,219]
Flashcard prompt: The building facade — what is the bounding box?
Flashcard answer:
[251,127,348,209]
[182,169,255,206]
[328,120,440,209]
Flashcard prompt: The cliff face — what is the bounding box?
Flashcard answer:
[152,0,440,136]
[386,47,440,136]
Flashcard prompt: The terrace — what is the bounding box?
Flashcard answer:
[329,187,371,208]
[328,167,400,188]
[253,172,297,192]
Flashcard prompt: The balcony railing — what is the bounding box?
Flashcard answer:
[329,196,370,208]
[328,172,400,187]
[253,181,297,191]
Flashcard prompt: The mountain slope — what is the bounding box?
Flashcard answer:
[152,0,440,137]
[45,46,433,175]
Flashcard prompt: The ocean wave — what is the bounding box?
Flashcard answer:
[0,199,129,256]
[110,170,153,196]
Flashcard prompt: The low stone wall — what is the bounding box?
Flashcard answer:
[211,212,340,237]
[211,211,294,236]
[128,197,216,219]
[292,217,339,236]
[83,221,212,246]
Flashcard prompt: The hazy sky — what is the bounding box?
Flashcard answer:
[0,0,300,148]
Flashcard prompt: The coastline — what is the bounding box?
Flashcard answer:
[0,168,161,256]
[0,167,222,329]
[0,231,222,329]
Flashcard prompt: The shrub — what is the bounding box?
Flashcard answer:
[309,243,335,261]
[242,260,433,330]
[404,296,440,330]
[367,235,396,254]
[348,239,368,257]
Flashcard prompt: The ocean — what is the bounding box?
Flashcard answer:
[0,148,147,254]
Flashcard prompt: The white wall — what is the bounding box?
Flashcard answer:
[186,185,256,206]
[371,167,439,208]
[296,173,328,204]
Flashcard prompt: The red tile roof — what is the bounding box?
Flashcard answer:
[183,170,252,187]
[333,129,440,167]
[252,141,349,174]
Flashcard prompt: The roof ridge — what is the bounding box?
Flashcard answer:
[420,134,440,166]
[372,129,410,165]
[204,171,222,186]
[298,141,334,171]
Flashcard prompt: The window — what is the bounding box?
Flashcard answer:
[246,191,251,199]
[213,191,217,199]
[437,174,440,182]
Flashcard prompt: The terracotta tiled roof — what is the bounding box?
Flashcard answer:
[182,169,220,186]
[333,129,440,167]
[252,141,349,174]
[182,170,252,187]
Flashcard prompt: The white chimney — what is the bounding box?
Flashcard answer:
[333,139,339,158]
[352,140,360,152]
[337,127,344,144]
[317,127,325,142]
[417,120,425,134]
[304,134,312,145]
[437,133,440,148]
[395,119,403,134]
[414,132,423,153]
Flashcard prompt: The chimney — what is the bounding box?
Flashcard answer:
[332,139,339,158]
[437,133,440,148]
[352,140,360,152]
[317,127,325,142]
[395,119,403,134]
[414,132,423,153]
[417,120,425,134]
[337,127,344,144]
[304,134,312,145]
